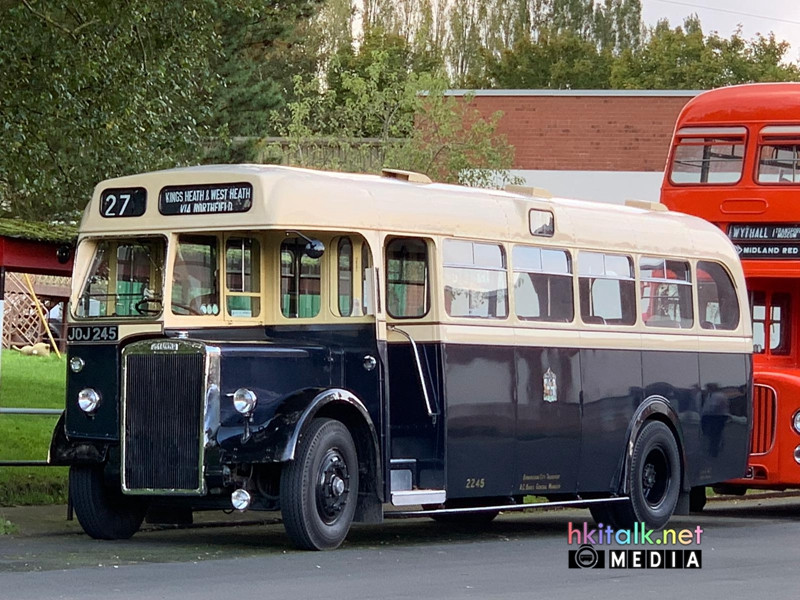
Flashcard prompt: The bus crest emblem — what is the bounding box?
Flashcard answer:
[543,368,557,403]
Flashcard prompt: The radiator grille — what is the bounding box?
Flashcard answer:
[750,384,776,455]
[123,353,205,492]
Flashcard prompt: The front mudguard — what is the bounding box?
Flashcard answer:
[220,387,379,465]
[48,412,109,465]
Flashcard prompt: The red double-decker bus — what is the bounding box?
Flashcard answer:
[662,83,800,497]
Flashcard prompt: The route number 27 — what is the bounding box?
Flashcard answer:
[99,187,145,218]
[103,193,131,217]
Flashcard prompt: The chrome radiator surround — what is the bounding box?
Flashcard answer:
[120,339,220,496]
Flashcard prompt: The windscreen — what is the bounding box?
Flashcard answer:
[74,237,165,318]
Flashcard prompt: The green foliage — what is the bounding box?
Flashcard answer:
[485,32,613,89]
[386,92,521,188]
[0,517,17,535]
[209,1,323,139]
[0,1,325,221]
[612,17,800,89]
[0,1,226,221]
[0,351,68,505]
[266,44,519,187]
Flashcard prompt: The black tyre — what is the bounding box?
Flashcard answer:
[612,421,682,530]
[69,464,147,540]
[280,418,359,550]
[689,486,707,512]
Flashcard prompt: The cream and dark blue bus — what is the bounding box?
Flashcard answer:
[50,165,752,550]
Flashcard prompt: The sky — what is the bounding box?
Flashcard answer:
[640,0,800,60]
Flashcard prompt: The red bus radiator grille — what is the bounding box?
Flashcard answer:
[750,384,776,455]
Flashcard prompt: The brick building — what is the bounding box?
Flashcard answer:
[448,90,699,204]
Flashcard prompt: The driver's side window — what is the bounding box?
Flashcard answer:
[171,235,220,316]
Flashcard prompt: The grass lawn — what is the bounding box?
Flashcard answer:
[0,350,68,505]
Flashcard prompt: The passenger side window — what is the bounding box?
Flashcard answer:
[386,238,429,318]
[579,252,635,325]
[281,237,321,318]
[513,246,573,322]
[225,237,260,318]
[443,240,508,319]
[640,257,693,328]
[337,237,353,317]
[697,261,740,330]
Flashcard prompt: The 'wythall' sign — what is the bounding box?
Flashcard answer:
[159,183,253,215]
[728,223,800,259]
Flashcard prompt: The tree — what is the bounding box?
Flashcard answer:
[265,52,519,188]
[385,78,521,188]
[612,17,800,89]
[209,1,324,139]
[485,31,613,88]
[0,0,324,221]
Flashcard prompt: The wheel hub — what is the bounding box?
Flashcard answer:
[643,464,657,490]
[316,448,350,524]
[642,447,670,508]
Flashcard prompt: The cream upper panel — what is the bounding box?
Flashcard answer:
[79,164,741,269]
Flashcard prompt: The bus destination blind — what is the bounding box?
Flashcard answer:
[159,182,253,215]
[728,223,800,259]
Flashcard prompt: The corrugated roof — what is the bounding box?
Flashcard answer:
[0,219,77,244]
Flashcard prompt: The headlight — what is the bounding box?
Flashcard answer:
[233,388,257,416]
[69,357,85,373]
[793,410,800,435]
[77,388,101,413]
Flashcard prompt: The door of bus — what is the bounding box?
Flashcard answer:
[749,280,795,364]
[383,237,446,505]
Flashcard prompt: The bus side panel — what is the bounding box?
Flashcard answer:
[515,346,582,494]
[577,349,643,493]
[444,343,516,498]
[696,352,751,484]
[641,351,701,483]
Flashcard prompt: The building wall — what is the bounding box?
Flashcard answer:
[448,90,699,204]
[456,90,698,172]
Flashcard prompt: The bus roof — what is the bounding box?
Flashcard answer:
[676,83,800,127]
[81,164,738,263]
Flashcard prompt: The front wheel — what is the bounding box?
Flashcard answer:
[69,464,147,540]
[608,421,682,530]
[280,418,359,550]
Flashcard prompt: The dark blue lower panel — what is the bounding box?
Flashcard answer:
[577,349,644,492]
[404,341,752,500]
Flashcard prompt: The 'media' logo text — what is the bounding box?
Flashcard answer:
[566,522,703,570]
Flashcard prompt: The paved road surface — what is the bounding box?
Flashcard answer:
[1,495,798,599]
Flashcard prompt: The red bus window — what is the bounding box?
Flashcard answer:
[669,128,746,185]
[757,142,800,184]
[751,291,766,353]
[770,293,791,355]
[750,291,791,355]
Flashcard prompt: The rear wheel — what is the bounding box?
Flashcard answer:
[606,421,682,530]
[69,464,147,540]
[280,418,359,550]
